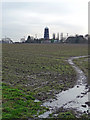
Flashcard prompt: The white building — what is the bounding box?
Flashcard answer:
[2,37,13,43]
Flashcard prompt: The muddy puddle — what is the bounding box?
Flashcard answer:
[39,56,89,118]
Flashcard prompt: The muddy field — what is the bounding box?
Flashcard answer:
[2,43,88,119]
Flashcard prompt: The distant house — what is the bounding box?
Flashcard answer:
[20,37,25,43]
[66,35,88,44]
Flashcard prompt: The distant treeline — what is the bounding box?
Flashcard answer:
[24,35,88,44]
[66,35,88,44]
[1,34,89,44]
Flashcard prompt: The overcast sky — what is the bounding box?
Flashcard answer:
[2,0,89,42]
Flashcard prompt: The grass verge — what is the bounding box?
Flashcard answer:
[2,83,48,119]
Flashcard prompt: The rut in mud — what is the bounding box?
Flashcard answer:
[39,56,89,118]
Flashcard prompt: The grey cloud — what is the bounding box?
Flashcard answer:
[2,1,88,41]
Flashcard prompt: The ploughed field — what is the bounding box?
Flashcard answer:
[2,44,88,119]
[73,56,88,77]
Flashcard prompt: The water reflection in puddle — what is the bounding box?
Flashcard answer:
[43,85,88,111]
[39,56,89,118]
